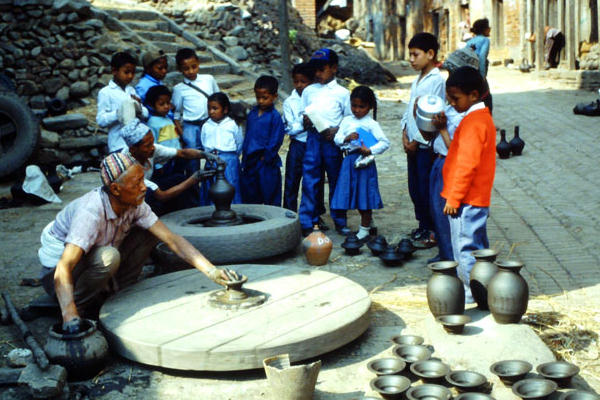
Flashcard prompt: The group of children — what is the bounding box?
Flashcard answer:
[95,33,496,304]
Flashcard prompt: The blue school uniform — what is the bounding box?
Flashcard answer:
[240,106,284,206]
[200,117,243,205]
[331,115,390,210]
[401,67,445,233]
[298,80,351,230]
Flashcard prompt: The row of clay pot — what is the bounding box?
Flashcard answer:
[426,251,529,324]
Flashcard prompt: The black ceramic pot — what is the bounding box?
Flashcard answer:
[341,234,362,256]
[397,238,416,257]
[44,319,109,381]
[469,249,499,310]
[509,125,525,156]
[367,235,388,256]
[427,261,465,317]
[487,260,529,324]
[496,129,511,159]
[379,245,404,266]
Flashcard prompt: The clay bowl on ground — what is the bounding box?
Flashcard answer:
[369,375,411,400]
[392,344,433,366]
[391,334,425,346]
[367,358,407,376]
[406,383,452,400]
[446,370,488,393]
[559,390,600,400]
[490,360,533,386]
[536,361,580,387]
[435,314,472,334]
[410,359,450,383]
[455,394,496,400]
[512,378,558,400]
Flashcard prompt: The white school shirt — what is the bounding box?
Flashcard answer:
[400,67,445,145]
[96,80,148,153]
[334,114,390,155]
[201,117,243,154]
[282,89,307,143]
[433,105,465,156]
[172,74,220,122]
[301,79,351,129]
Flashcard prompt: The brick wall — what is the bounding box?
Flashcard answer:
[293,0,316,29]
[504,0,521,47]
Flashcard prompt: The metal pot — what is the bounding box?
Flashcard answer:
[416,95,444,133]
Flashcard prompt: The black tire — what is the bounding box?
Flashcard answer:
[0,74,15,92]
[0,91,40,178]
[159,204,301,265]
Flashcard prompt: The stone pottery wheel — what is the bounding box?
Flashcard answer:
[99,265,371,371]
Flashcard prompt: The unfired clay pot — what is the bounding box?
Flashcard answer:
[302,229,332,266]
[487,260,529,324]
[427,261,465,317]
[469,249,499,310]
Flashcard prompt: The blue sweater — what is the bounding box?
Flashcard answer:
[466,35,490,77]
[242,106,284,167]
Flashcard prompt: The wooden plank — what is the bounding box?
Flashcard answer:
[100,266,371,371]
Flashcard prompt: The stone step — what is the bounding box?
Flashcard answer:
[164,53,213,64]
[198,61,231,75]
[123,20,170,32]
[137,30,177,43]
[153,41,186,53]
[111,9,161,21]
[215,74,247,90]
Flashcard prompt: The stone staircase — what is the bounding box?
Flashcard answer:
[93,2,256,103]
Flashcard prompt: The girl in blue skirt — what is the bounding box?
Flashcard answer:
[331,86,390,241]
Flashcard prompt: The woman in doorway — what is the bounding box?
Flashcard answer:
[466,18,491,78]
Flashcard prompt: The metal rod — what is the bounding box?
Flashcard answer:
[1,292,49,371]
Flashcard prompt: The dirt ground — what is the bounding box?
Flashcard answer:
[0,66,599,399]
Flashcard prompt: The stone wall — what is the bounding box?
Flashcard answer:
[0,0,143,166]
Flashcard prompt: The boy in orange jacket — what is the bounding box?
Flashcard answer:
[440,66,496,303]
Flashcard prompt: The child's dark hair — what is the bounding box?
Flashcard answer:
[111,52,137,70]
[254,75,279,94]
[145,85,171,110]
[408,32,440,58]
[207,92,231,114]
[471,18,490,35]
[292,63,315,81]
[350,85,377,120]
[175,48,198,67]
[446,66,485,97]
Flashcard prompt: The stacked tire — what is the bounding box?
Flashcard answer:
[0,88,40,179]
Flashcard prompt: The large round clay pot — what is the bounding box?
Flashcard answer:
[469,249,499,310]
[302,229,332,266]
[427,261,465,317]
[487,260,529,324]
[44,318,109,381]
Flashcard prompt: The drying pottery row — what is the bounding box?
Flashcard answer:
[340,234,416,267]
[496,126,525,159]
[366,334,594,400]
[426,252,530,326]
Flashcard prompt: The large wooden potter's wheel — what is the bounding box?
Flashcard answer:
[99,264,371,371]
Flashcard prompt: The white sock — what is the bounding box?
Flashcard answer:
[357,225,370,239]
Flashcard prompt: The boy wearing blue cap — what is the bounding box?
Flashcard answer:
[298,48,352,236]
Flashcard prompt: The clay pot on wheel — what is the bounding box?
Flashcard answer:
[302,228,332,266]
[496,129,511,159]
[487,260,529,324]
[44,318,109,381]
[427,261,465,317]
[469,249,499,310]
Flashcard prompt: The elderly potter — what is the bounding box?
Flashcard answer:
[38,152,228,333]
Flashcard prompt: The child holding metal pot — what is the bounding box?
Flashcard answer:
[436,66,496,304]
